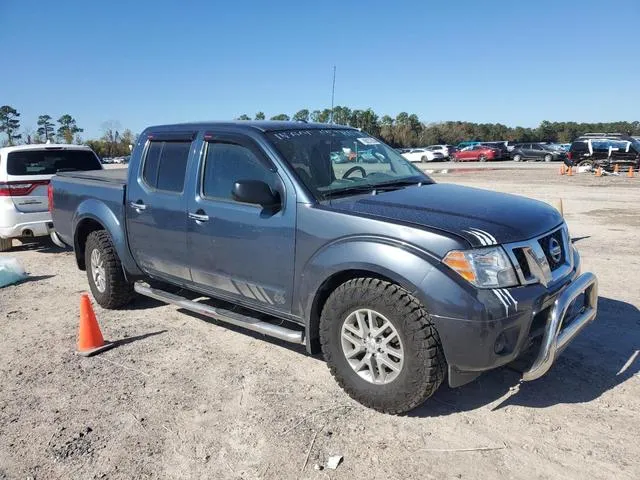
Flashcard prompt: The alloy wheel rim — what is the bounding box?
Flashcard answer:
[90,248,106,293]
[340,309,404,385]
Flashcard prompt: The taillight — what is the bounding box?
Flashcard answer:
[0,180,49,197]
[48,182,54,212]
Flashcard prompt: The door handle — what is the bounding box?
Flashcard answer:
[130,201,147,211]
[188,212,209,222]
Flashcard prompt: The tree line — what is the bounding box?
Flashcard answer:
[0,105,136,157]
[0,106,84,146]
[238,108,640,147]
[3,103,639,153]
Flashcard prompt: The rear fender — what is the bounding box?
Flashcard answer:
[73,198,142,276]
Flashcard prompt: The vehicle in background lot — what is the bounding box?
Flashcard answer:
[101,157,113,164]
[456,141,481,150]
[567,133,640,170]
[0,144,102,251]
[396,148,411,154]
[510,143,567,162]
[480,142,508,160]
[401,148,445,162]
[452,144,498,162]
[51,121,598,414]
[558,144,571,151]
[425,145,456,159]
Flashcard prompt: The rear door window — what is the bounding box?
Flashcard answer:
[6,149,101,175]
[142,141,191,193]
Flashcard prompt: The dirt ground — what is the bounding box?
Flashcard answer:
[1,163,638,480]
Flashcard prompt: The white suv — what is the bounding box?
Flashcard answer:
[0,144,102,251]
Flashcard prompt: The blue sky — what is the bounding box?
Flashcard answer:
[3,0,639,139]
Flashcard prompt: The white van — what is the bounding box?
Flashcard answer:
[0,144,102,251]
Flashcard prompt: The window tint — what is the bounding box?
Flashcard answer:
[203,143,275,201]
[6,149,101,175]
[142,141,191,192]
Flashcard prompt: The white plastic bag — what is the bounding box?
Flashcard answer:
[0,258,27,287]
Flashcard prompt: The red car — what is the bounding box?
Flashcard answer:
[452,145,498,162]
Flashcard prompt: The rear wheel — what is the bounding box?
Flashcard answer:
[544,154,552,162]
[85,230,134,309]
[0,238,12,252]
[320,278,446,414]
[513,154,522,162]
[479,155,487,162]
[421,156,428,162]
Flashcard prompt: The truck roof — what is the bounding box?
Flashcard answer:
[143,121,356,133]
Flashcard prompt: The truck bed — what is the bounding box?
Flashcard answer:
[56,167,127,185]
[51,168,128,248]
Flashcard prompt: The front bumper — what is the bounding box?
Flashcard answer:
[425,246,598,387]
[521,272,597,380]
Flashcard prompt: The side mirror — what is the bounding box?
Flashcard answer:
[232,180,280,208]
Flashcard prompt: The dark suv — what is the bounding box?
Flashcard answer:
[567,133,640,170]
[511,143,566,162]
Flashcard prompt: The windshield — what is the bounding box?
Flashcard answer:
[7,149,101,175]
[266,128,432,199]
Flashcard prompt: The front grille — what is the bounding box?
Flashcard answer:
[513,248,531,278]
[538,229,565,271]
[505,225,573,286]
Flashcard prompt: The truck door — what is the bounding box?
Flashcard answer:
[185,132,295,314]
[126,131,196,283]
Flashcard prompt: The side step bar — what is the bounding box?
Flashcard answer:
[134,283,305,345]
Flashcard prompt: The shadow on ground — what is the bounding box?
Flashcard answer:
[10,238,68,254]
[410,296,639,417]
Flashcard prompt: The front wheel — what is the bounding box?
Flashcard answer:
[85,230,134,309]
[320,278,446,414]
[479,155,487,162]
[513,154,522,162]
[544,154,552,162]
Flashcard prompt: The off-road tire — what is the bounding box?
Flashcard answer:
[85,230,133,309]
[320,278,446,414]
[0,238,12,252]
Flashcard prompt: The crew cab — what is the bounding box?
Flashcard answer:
[0,144,102,251]
[50,122,598,414]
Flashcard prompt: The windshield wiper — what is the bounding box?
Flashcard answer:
[322,185,377,199]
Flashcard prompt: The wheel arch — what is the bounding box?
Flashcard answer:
[299,239,438,354]
[72,199,142,276]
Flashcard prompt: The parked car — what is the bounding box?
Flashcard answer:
[0,144,102,251]
[452,144,498,162]
[401,148,445,162]
[566,133,640,171]
[51,121,597,414]
[510,143,567,162]
[425,145,456,159]
[480,142,508,160]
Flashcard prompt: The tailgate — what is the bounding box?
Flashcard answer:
[2,174,51,213]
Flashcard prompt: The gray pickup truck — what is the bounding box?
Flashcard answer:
[51,122,598,414]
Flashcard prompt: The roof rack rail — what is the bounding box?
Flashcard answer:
[580,132,625,137]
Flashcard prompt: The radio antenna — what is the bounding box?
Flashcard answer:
[330,65,336,124]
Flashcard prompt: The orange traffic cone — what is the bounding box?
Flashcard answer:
[76,293,113,356]
[614,164,619,174]
[559,165,565,175]
[628,167,635,178]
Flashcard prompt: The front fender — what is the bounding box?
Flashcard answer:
[297,236,439,352]
[73,199,142,276]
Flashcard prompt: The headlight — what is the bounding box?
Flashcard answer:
[443,247,519,288]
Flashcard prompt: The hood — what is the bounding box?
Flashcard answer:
[329,183,563,247]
